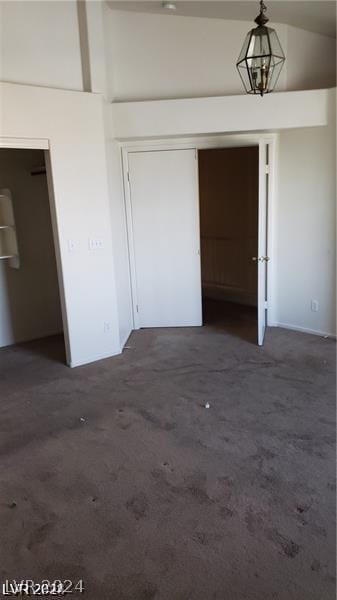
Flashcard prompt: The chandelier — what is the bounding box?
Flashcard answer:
[236,0,286,96]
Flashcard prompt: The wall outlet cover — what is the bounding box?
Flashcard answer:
[311,300,319,312]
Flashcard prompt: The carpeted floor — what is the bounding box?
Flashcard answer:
[202,297,257,343]
[0,325,335,599]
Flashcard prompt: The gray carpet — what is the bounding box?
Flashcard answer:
[0,325,335,599]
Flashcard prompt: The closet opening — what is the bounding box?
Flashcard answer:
[0,148,66,363]
[198,146,259,344]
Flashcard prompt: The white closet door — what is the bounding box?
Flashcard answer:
[128,149,202,328]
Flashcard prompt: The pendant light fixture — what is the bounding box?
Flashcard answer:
[236,0,285,96]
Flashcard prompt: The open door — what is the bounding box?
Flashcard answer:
[127,148,202,328]
[256,142,270,346]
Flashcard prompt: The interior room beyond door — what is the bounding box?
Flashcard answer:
[198,146,259,343]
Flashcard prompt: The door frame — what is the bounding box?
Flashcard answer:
[0,136,71,364]
[121,132,278,331]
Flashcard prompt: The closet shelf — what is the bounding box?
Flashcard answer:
[0,189,20,269]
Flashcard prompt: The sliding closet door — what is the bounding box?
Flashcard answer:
[128,149,202,328]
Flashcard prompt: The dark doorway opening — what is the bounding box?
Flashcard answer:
[0,148,66,363]
[198,146,259,344]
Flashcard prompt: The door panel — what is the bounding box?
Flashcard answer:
[257,143,269,346]
[128,149,202,328]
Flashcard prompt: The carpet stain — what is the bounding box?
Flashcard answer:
[126,493,149,521]
[26,521,54,550]
[219,506,234,519]
[0,327,334,600]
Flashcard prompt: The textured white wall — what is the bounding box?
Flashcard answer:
[103,105,133,347]
[277,89,336,336]
[0,149,63,346]
[104,10,287,101]
[111,87,335,338]
[104,9,335,102]
[111,88,328,140]
[0,1,82,91]
[0,2,335,101]
[1,82,121,366]
[286,25,336,92]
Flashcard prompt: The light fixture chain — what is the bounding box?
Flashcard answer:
[260,0,267,15]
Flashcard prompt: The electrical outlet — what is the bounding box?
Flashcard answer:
[311,300,319,312]
[88,238,103,251]
[103,321,111,333]
[67,239,76,252]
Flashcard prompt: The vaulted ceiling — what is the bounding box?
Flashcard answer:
[107,1,336,38]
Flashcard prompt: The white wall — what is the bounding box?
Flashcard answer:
[86,1,109,96]
[104,9,287,102]
[103,106,133,347]
[286,26,336,92]
[0,1,82,91]
[104,8,335,102]
[0,82,121,366]
[111,88,328,140]
[113,87,336,338]
[0,4,334,353]
[276,89,336,336]
[0,3,335,101]
[0,149,63,346]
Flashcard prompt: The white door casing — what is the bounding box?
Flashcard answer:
[123,134,274,342]
[257,142,269,346]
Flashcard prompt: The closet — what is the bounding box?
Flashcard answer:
[0,148,65,360]
[0,189,19,268]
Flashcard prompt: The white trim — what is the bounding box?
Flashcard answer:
[44,149,72,366]
[0,136,49,150]
[266,135,279,327]
[257,140,267,345]
[120,132,275,153]
[0,136,71,366]
[121,147,140,329]
[70,348,121,368]
[122,133,277,333]
[274,322,336,339]
[119,328,132,350]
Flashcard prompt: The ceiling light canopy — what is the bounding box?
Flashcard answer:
[236,0,285,97]
[162,2,176,11]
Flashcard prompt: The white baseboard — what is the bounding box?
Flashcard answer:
[69,347,122,368]
[274,321,336,339]
[120,328,132,350]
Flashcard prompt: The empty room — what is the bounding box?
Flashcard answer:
[0,1,335,599]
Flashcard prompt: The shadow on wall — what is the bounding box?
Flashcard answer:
[0,148,65,361]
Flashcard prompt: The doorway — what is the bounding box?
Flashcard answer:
[0,148,66,363]
[124,137,271,345]
[198,146,259,344]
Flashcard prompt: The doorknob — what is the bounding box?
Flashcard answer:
[252,256,270,262]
